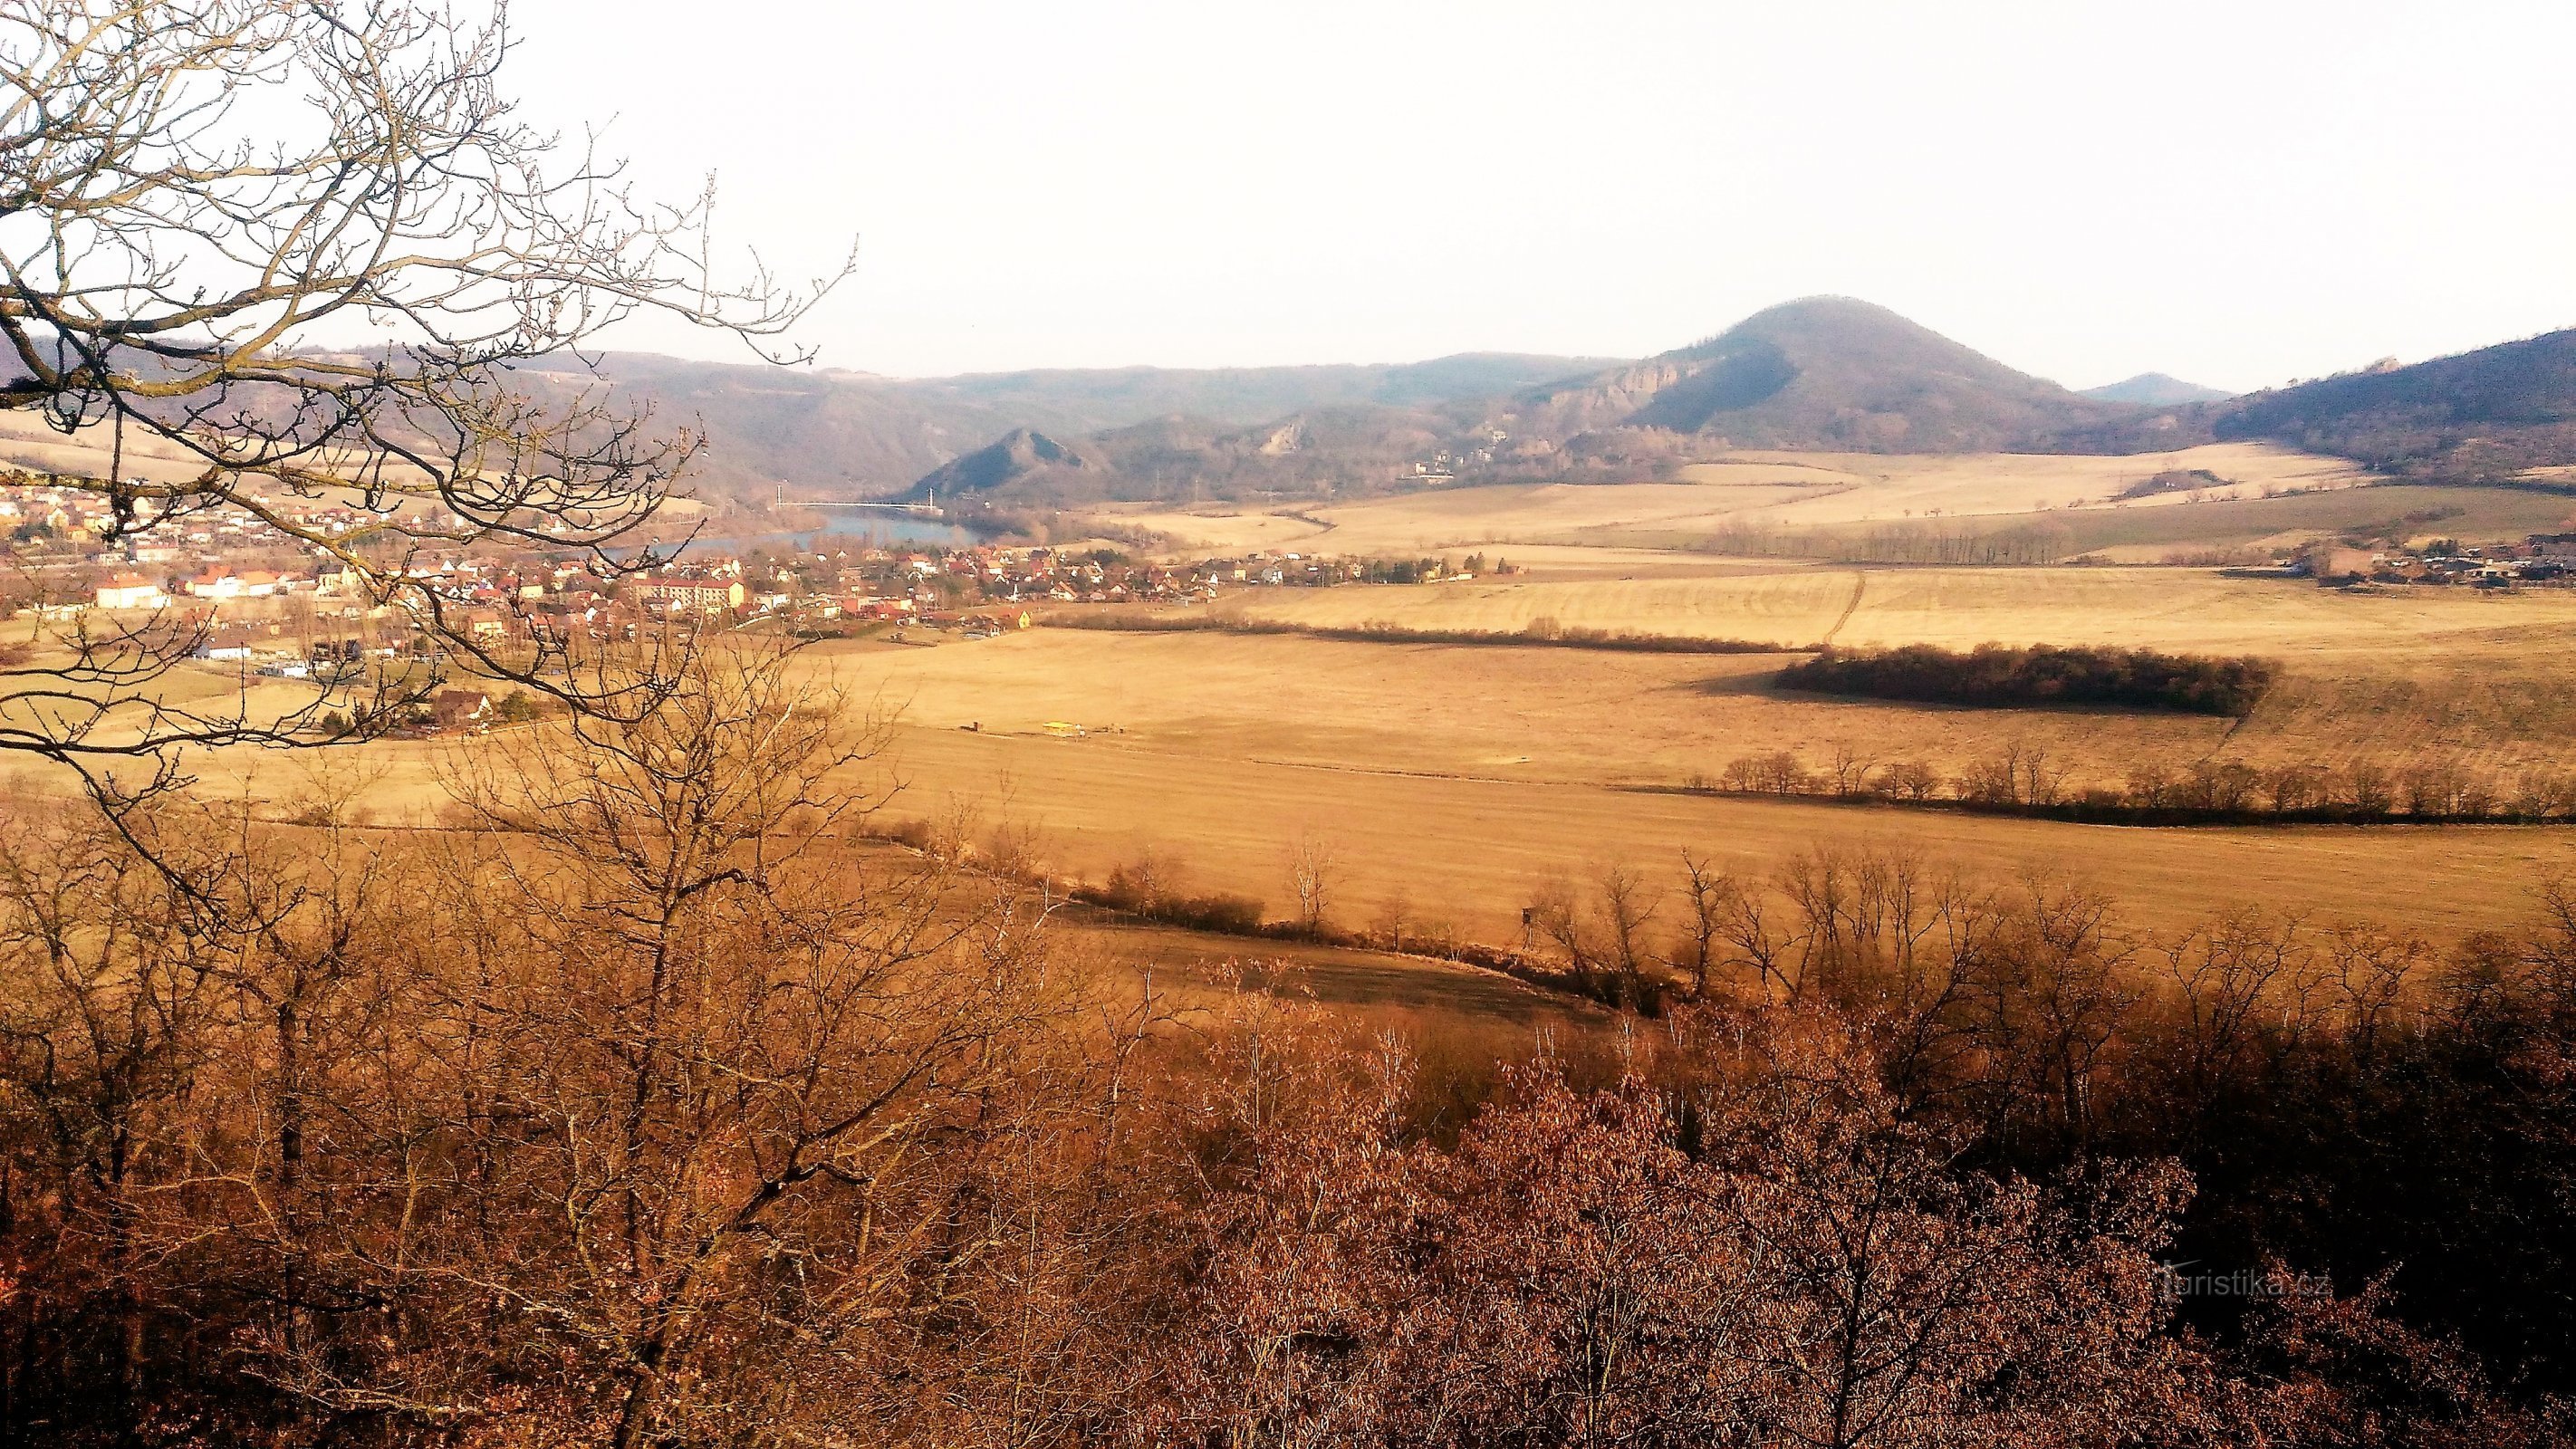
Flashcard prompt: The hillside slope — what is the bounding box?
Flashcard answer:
[2211,329,2576,482]
[908,407,1459,505]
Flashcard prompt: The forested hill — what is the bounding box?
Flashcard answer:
[1498,296,2141,454]
[2209,327,2576,482]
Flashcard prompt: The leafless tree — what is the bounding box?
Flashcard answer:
[1873,758,1939,801]
[1287,829,1335,938]
[1676,849,1736,998]
[1370,887,1415,955]
[0,0,848,793]
[1525,876,1589,978]
[1824,737,1875,797]
[1594,859,1661,1005]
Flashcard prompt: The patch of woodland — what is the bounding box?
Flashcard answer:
[1778,642,2278,715]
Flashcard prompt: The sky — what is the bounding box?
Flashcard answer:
[507,0,2576,392]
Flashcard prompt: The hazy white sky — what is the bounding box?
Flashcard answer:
[511,0,2576,391]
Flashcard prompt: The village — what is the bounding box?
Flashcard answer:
[3,478,1506,725]
[2304,533,2576,588]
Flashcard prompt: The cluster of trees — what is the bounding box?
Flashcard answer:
[1780,645,2278,715]
[1703,737,2576,824]
[1090,855,1268,935]
[1353,556,1450,584]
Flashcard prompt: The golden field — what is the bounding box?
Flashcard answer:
[1208,561,2576,657]
[14,704,2552,950]
[1117,443,2378,554]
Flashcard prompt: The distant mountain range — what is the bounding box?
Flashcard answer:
[533,300,2576,508]
[512,350,1605,505]
[896,298,2170,505]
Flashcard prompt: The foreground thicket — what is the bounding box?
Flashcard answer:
[1516,848,2576,1407]
[2,657,2573,1445]
[1779,644,2279,715]
[0,651,1163,1447]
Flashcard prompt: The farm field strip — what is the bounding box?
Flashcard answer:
[1115,443,2379,555]
[1210,565,2576,657]
[864,725,2574,944]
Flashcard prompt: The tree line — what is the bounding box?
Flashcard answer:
[1694,737,2576,825]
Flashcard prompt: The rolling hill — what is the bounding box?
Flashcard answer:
[1492,297,2141,455]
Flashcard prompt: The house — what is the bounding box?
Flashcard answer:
[630,575,746,613]
[94,573,168,610]
[186,567,242,600]
[430,689,492,733]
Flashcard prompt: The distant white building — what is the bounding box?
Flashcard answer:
[94,573,168,610]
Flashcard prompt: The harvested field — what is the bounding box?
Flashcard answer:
[1673,484,2576,564]
[862,724,2572,945]
[1114,443,2378,555]
[1211,564,2576,658]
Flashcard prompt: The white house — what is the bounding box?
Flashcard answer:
[94,573,168,610]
